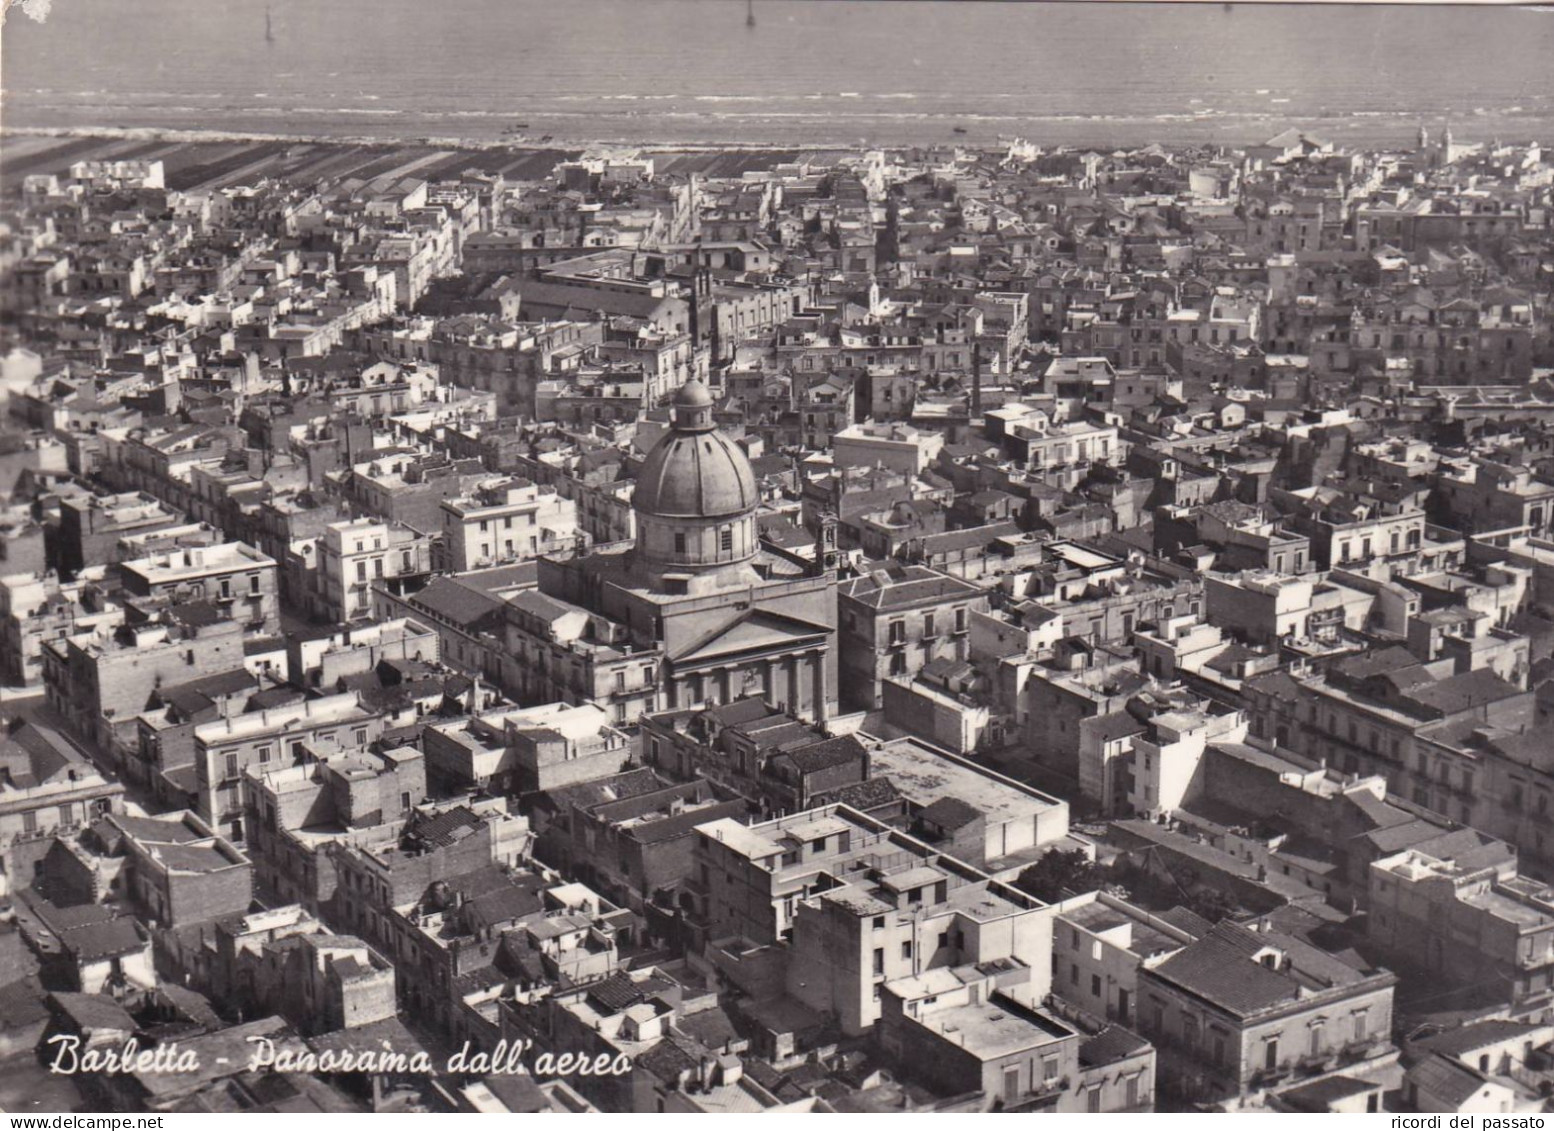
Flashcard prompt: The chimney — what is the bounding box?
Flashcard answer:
[971,341,983,419]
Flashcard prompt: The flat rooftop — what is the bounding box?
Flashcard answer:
[1061,898,1188,960]
[122,541,274,582]
[195,692,370,743]
[871,738,1062,828]
[915,999,1073,1059]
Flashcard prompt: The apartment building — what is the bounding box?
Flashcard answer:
[119,542,280,637]
[317,518,434,623]
[422,701,630,794]
[192,691,385,838]
[439,477,586,573]
[1370,849,1554,1014]
[838,564,988,711]
[1136,920,1397,1103]
[1050,891,1198,1029]
[690,805,1053,1036]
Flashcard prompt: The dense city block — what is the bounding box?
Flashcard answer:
[1,127,1553,1114]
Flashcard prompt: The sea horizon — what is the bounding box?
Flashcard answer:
[3,0,1553,152]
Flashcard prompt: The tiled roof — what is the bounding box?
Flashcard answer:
[812,778,903,811]
[60,918,146,962]
[1150,925,1298,1017]
[634,1036,701,1085]
[409,576,506,629]
[1407,1052,1493,1108]
[1417,1020,1545,1061]
[0,977,50,1031]
[586,972,649,1014]
[1276,1075,1378,1112]
[49,991,137,1033]
[1079,1025,1152,1068]
[404,805,482,848]
[916,796,984,831]
[771,735,868,775]
[541,767,666,813]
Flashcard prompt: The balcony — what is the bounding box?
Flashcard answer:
[1249,1067,1292,1090]
[1295,1052,1338,1077]
[1339,1037,1381,1065]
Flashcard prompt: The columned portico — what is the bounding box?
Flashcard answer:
[668,634,831,723]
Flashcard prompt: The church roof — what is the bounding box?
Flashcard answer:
[633,383,758,520]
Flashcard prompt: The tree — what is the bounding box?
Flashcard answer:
[1183,886,1240,924]
[1014,848,1108,902]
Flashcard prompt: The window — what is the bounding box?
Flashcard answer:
[250,574,261,595]
[1091,973,1102,998]
[1353,1010,1368,1043]
[938,930,949,949]
[901,941,913,960]
[873,948,885,975]
[225,753,239,779]
[873,916,885,930]
[720,527,733,553]
[673,532,686,554]
[400,791,411,811]
[257,746,271,764]
[923,613,935,638]
[954,607,967,633]
[1070,962,1079,985]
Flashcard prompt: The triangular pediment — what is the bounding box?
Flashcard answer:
[670,608,829,665]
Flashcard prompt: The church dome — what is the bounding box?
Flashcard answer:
[633,383,758,520]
